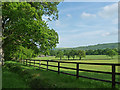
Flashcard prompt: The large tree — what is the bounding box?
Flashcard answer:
[106,49,117,59]
[55,50,64,60]
[2,2,60,60]
[70,50,76,60]
[76,50,86,60]
[64,50,71,60]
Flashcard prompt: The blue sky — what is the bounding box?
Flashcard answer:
[43,2,118,48]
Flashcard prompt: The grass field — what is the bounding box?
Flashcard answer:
[33,55,119,61]
[31,55,119,73]
[3,55,120,88]
[4,60,120,88]
[30,55,120,83]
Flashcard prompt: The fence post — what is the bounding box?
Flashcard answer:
[47,60,48,71]
[34,60,35,67]
[112,65,115,88]
[76,63,79,79]
[39,60,41,69]
[58,62,60,74]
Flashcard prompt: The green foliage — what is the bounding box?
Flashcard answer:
[2,2,59,60]
[70,50,76,60]
[12,46,35,61]
[64,50,71,60]
[55,50,64,60]
[50,50,57,56]
[76,50,86,60]
[106,49,117,59]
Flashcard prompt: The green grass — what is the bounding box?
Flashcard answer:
[2,69,29,88]
[30,55,120,84]
[31,55,119,73]
[4,61,120,88]
[3,55,120,88]
[33,55,118,61]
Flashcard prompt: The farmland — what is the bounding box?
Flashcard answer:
[32,55,119,73]
[2,55,120,88]
[29,55,120,83]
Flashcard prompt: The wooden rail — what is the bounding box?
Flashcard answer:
[23,59,120,88]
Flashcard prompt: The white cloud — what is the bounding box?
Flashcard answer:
[101,30,118,37]
[81,12,96,18]
[98,3,118,19]
[66,14,72,17]
[102,32,110,36]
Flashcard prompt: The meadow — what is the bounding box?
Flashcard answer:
[3,55,120,88]
[31,55,119,73]
[30,55,120,84]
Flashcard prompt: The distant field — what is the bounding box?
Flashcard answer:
[30,55,120,77]
[33,55,119,63]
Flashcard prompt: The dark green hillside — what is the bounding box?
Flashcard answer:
[55,42,118,50]
[75,43,118,50]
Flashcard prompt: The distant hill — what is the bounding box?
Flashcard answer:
[55,42,118,50]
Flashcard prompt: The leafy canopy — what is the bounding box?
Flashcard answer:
[2,2,60,60]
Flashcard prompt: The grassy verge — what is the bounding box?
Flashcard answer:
[2,68,29,88]
[3,61,120,89]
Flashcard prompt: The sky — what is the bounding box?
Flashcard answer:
[43,2,118,48]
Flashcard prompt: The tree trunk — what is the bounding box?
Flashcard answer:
[79,57,81,60]
[68,56,69,60]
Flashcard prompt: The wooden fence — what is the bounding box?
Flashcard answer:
[22,59,120,88]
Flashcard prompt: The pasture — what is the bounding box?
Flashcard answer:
[29,55,120,84]
[32,55,119,73]
[3,55,120,88]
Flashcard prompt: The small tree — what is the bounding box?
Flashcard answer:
[65,50,71,60]
[56,50,64,60]
[76,50,86,60]
[50,50,57,56]
[106,49,117,59]
[70,50,76,60]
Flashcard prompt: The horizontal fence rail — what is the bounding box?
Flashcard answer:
[22,59,120,88]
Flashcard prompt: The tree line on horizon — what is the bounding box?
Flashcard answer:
[50,48,118,60]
